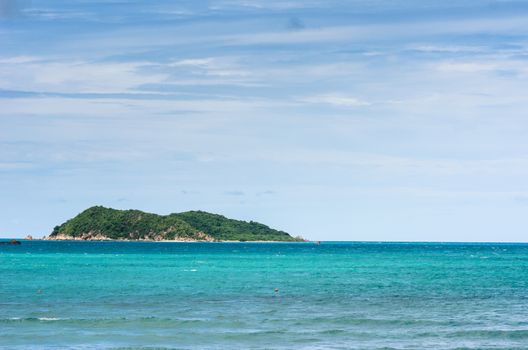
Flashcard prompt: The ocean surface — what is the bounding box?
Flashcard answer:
[1,241,528,349]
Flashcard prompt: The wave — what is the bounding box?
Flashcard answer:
[290,315,466,327]
[0,316,208,325]
[416,329,528,339]
[2,317,62,322]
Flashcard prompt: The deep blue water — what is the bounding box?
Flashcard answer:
[1,241,528,349]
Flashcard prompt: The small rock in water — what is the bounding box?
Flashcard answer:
[0,240,21,245]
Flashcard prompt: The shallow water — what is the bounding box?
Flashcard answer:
[1,241,528,349]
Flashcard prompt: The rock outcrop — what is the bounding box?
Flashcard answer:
[0,239,21,245]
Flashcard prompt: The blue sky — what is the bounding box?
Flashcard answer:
[1,0,528,241]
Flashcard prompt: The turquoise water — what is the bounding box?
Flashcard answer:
[1,241,528,349]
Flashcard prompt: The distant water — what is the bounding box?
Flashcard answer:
[2,241,528,349]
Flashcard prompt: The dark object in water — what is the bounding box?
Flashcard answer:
[0,239,21,245]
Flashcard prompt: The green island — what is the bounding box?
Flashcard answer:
[45,206,304,242]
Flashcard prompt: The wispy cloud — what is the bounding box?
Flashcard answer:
[299,93,370,107]
[229,15,528,45]
[0,55,42,64]
[408,44,488,54]
[168,57,252,79]
[257,190,275,196]
[0,161,33,171]
[224,190,245,196]
[210,0,324,10]
[0,58,167,93]
[435,60,528,76]
[0,95,281,117]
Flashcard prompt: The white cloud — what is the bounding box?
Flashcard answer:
[300,93,370,107]
[435,60,528,75]
[0,55,42,64]
[21,7,95,21]
[225,150,528,177]
[408,45,488,53]
[0,96,279,117]
[0,162,33,170]
[230,15,528,45]
[0,55,266,92]
[170,58,215,67]
[0,59,167,93]
[169,57,251,78]
[211,0,324,10]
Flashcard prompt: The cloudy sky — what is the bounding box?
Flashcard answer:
[1,0,528,241]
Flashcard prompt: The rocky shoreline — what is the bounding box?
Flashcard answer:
[41,235,307,243]
[43,233,216,242]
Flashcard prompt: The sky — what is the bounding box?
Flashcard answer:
[1,0,528,241]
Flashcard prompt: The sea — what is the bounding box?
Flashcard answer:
[1,241,528,349]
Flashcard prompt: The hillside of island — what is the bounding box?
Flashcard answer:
[45,206,304,242]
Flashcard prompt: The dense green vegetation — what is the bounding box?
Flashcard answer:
[177,210,298,241]
[50,206,303,242]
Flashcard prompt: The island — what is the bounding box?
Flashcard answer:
[44,206,304,242]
